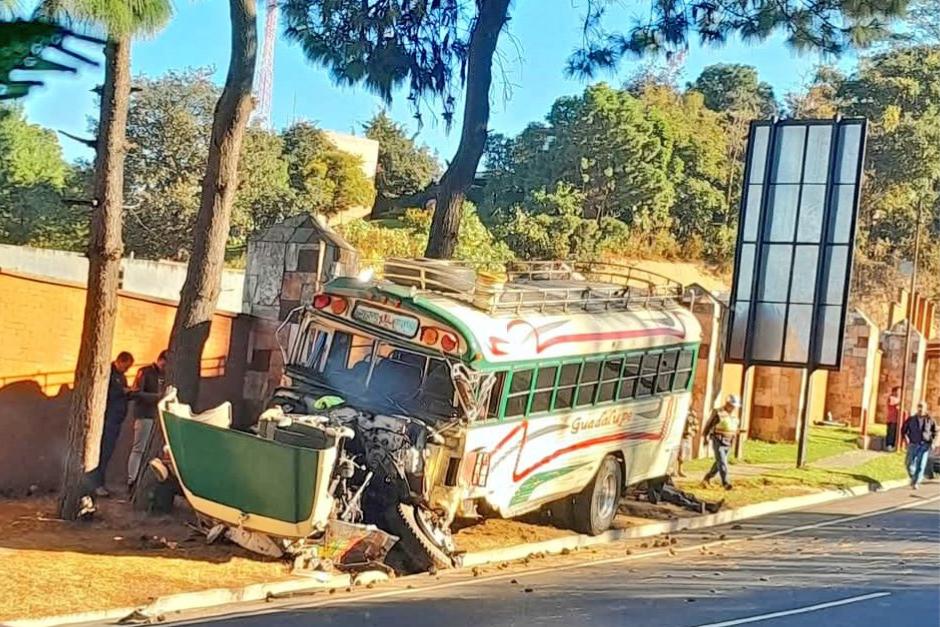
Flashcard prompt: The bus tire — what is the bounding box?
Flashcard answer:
[545,495,575,529]
[572,455,622,535]
[384,503,453,573]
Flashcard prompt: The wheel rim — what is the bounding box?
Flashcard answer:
[594,469,618,522]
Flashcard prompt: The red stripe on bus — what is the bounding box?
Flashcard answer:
[512,430,659,482]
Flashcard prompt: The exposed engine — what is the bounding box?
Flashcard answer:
[263,397,457,572]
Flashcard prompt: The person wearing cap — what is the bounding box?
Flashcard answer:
[701,394,742,490]
[902,401,937,490]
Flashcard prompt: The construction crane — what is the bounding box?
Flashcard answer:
[253,0,278,127]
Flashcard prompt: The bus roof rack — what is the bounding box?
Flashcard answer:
[381,259,684,314]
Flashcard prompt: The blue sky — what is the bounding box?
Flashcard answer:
[20,0,858,164]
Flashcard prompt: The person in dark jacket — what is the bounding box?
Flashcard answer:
[88,351,134,497]
[902,401,938,490]
[127,350,167,489]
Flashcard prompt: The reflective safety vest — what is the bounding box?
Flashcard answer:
[714,410,740,437]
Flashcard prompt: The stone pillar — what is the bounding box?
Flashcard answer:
[825,310,880,428]
[878,323,926,421]
[241,215,358,418]
[689,291,723,458]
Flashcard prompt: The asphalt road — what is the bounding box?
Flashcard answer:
[125,484,940,627]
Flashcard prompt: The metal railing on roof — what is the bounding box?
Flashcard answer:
[380,258,684,315]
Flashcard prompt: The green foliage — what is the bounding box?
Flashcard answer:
[0,104,83,247]
[836,45,940,302]
[483,80,736,262]
[113,69,376,259]
[282,121,375,218]
[689,64,778,116]
[282,0,469,124]
[34,0,173,38]
[484,84,674,228]
[494,184,629,260]
[567,0,911,76]
[339,205,513,270]
[364,111,440,200]
[122,68,216,258]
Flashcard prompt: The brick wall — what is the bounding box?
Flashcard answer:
[0,271,250,495]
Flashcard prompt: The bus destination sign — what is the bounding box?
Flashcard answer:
[352,303,420,338]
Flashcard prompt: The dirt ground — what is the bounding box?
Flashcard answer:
[0,497,292,621]
[0,487,737,620]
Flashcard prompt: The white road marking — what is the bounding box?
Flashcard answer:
[179,493,940,623]
[689,591,892,627]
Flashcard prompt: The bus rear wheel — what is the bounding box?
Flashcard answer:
[572,455,622,535]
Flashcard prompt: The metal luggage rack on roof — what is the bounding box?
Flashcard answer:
[492,260,683,314]
[380,258,685,315]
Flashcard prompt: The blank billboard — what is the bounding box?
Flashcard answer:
[726,119,867,370]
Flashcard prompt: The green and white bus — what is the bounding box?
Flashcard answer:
[280,259,701,539]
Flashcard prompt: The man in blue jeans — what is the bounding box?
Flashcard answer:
[902,401,937,490]
[702,394,742,490]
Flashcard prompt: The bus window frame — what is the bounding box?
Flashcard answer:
[484,343,700,421]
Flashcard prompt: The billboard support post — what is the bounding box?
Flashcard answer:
[796,368,815,467]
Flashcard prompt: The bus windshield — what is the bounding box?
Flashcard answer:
[288,323,456,420]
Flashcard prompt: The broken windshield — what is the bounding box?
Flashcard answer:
[288,322,456,420]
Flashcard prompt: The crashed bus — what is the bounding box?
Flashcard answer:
[157,259,701,572]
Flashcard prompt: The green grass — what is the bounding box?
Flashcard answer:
[675,425,908,508]
[737,426,859,465]
[867,423,887,438]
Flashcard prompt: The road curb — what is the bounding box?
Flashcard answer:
[1,573,353,627]
[458,478,911,567]
[3,478,909,627]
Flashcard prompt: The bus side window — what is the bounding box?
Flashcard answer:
[597,356,623,404]
[576,360,602,407]
[485,372,506,420]
[656,350,680,394]
[554,362,580,410]
[673,349,695,391]
[618,354,641,400]
[530,366,557,414]
[637,353,659,397]
[505,369,533,417]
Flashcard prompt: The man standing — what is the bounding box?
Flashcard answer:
[88,351,134,497]
[701,394,742,490]
[127,350,167,491]
[886,386,900,451]
[902,401,937,490]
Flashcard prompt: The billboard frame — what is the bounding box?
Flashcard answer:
[726,117,868,372]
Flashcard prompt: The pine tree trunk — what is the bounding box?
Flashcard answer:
[168,0,257,404]
[58,37,130,520]
[131,0,256,510]
[425,0,510,259]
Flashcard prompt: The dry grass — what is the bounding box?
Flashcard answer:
[0,498,291,621]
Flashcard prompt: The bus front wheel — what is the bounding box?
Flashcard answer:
[572,455,622,535]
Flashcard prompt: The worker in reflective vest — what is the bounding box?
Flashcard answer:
[701,394,742,490]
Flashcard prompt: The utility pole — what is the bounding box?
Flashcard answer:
[895,196,925,449]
